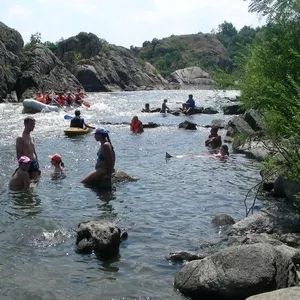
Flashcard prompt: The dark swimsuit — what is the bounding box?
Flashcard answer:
[29,159,40,173]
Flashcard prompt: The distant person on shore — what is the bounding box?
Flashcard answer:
[182,94,195,114]
[49,153,65,176]
[205,126,222,150]
[166,144,229,160]
[9,156,32,191]
[160,99,171,113]
[81,128,115,185]
[70,110,94,129]
[16,117,40,180]
[130,116,144,133]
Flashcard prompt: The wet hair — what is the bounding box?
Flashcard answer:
[221,144,229,156]
[75,110,80,116]
[211,126,218,133]
[24,116,35,124]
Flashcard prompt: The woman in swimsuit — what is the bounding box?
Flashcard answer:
[81,128,115,185]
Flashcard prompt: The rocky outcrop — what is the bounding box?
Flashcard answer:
[71,42,172,92]
[167,66,215,90]
[174,243,299,300]
[246,287,300,300]
[0,21,24,55]
[16,44,82,100]
[0,22,23,101]
[76,221,127,258]
[57,32,101,64]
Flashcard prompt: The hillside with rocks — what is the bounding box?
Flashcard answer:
[0,21,255,101]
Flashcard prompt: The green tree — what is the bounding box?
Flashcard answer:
[241,0,300,211]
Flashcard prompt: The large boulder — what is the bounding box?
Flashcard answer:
[57,32,101,63]
[167,66,215,89]
[226,116,256,138]
[0,41,21,101]
[227,201,300,236]
[76,221,127,258]
[0,21,24,55]
[223,103,245,115]
[15,44,82,100]
[246,287,300,300]
[74,43,172,92]
[0,22,23,101]
[174,243,299,300]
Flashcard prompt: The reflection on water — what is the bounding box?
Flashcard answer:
[7,190,42,218]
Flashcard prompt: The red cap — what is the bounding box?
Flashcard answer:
[49,153,62,162]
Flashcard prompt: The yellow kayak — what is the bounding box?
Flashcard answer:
[64,126,93,136]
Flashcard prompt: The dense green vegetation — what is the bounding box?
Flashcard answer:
[240,0,300,212]
[132,22,261,81]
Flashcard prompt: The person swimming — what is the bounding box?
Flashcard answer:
[166,144,229,160]
[49,153,65,179]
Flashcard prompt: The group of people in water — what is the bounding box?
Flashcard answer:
[9,115,115,191]
[142,94,196,114]
[35,88,86,106]
[9,92,229,190]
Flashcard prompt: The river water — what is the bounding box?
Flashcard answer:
[0,90,262,300]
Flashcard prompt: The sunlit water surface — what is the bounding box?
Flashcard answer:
[0,90,262,300]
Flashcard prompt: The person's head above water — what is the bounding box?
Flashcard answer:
[220,144,229,156]
[132,116,138,122]
[93,128,109,137]
[75,109,80,116]
[210,126,219,135]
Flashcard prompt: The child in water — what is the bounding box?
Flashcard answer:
[9,156,32,191]
[213,144,229,159]
[48,153,65,178]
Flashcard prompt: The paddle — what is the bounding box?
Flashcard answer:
[64,115,73,120]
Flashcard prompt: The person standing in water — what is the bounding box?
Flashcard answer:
[9,156,32,191]
[205,126,222,150]
[81,128,115,185]
[16,117,40,180]
[160,99,171,113]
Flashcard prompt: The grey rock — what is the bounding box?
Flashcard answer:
[243,109,262,131]
[212,214,235,227]
[228,201,300,236]
[179,120,197,130]
[16,44,82,100]
[226,116,256,138]
[0,21,24,54]
[74,44,171,92]
[210,119,228,129]
[246,287,300,300]
[223,103,245,115]
[166,251,206,262]
[167,66,215,89]
[174,243,299,300]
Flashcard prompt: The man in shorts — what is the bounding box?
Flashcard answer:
[16,116,40,180]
